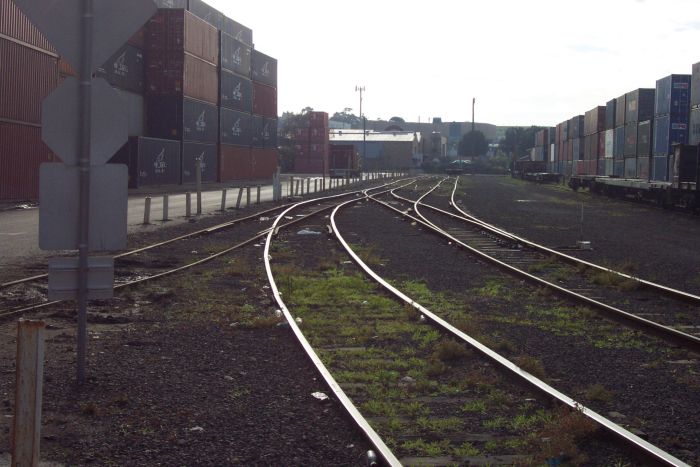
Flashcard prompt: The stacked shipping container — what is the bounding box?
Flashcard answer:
[651,75,691,181]
[582,106,605,176]
[690,62,700,148]
[294,112,329,174]
[623,88,655,179]
[250,49,279,179]
[0,0,57,200]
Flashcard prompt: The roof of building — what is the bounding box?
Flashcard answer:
[329,130,419,143]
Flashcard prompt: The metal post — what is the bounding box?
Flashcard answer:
[76,0,94,385]
[289,177,294,197]
[12,320,45,467]
[220,189,227,211]
[295,179,300,195]
[185,192,191,217]
[300,179,304,196]
[314,179,318,192]
[246,186,251,207]
[143,197,151,225]
[162,194,169,222]
[195,159,202,215]
[256,185,261,204]
[306,178,310,194]
[235,187,243,209]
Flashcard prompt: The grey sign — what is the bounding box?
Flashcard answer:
[48,257,115,301]
[42,77,128,166]
[12,0,157,71]
[39,164,128,251]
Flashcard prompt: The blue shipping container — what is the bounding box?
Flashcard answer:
[652,155,669,181]
[613,127,625,159]
[655,74,691,117]
[624,157,637,178]
[653,115,688,157]
[613,160,624,177]
[690,107,700,146]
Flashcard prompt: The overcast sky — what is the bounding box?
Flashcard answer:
[207,0,700,127]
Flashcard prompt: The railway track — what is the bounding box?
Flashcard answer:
[385,177,700,353]
[0,180,402,321]
[265,184,690,465]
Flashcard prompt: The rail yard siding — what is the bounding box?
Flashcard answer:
[0,0,55,53]
[182,142,218,183]
[219,144,252,181]
[0,122,53,200]
[0,37,57,125]
[220,108,253,147]
[220,32,251,77]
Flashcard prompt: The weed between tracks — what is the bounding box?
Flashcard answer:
[271,247,600,464]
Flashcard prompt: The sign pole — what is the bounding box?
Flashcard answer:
[76,0,94,385]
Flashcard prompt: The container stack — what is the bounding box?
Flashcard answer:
[623,88,655,179]
[652,74,691,181]
[689,62,700,147]
[569,115,584,175]
[533,127,554,164]
[554,120,570,175]
[613,94,626,177]
[0,0,57,201]
[603,99,615,176]
[583,106,605,176]
[250,49,279,179]
[293,111,329,174]
[219,13,255,181]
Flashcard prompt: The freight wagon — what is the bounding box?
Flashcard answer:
[512,160,548,181]
[568,144,700,210]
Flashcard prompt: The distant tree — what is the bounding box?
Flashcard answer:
[458,130,488,158]
[499,126,543,159]
[389,116,405,123]
[331,111,361,128]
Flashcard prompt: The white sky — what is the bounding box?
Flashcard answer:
[208,0,700,127]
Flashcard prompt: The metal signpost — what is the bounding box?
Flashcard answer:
[14,0,157,384]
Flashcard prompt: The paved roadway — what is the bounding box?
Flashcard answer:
[0,175,338,267]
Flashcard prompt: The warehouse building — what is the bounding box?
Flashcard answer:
[329,130,422,170]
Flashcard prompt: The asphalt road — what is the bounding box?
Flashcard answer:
[0,176,335,267]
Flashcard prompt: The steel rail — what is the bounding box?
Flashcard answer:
[0,203,296,290]
[449,177,700,305]
[0,185,397,321]
[264,184,408,467]
[330,195,690,467]
[375,187,700,353]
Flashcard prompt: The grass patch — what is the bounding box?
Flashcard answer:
[584,383,614,403]
[514,355,546,379]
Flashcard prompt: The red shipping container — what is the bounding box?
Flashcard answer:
[294,157,326,174]
[251,148,277,179]
[147,9,219,66]
[598,132,606,162]
[309,126,328,143]
[0,122,54,201]
[0,38,57,125]
[252,82,277,118]
[146,52,218,104]
[0,0,56,54]
[308,111,329,128]
[329,145,358,171]
[219,144,251,181]
[127,25,146,49]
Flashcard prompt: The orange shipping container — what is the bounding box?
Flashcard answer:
[0,0,56,54]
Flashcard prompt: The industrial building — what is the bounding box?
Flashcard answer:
[329,130,422,170]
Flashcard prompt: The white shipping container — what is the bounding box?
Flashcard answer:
[604,129,614,158]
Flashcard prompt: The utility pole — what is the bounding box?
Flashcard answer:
[356,85,366,171]
[471,97,475,133]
